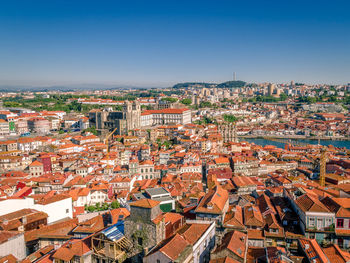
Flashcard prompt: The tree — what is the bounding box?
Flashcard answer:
[181,98,192,105]
[279,93,288,101]
[216,80,246,89]
[162,97,178,103]
[199,101,212,108]
[102,203,109,211]
[223,114,238,123]
[84,126,97,136]
[306,97,317,104]
[68,100,82,112]
[111,200,120,209]
[87,206,95,212]
[114,105,123,111]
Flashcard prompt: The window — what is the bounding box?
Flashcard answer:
[308,233,315,239]
[309,217,315,227]
[337,219,344,228]
[157,260,160,263]
[138,237,143,246]
[66,209,69,214]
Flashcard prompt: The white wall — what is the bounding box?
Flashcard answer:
[34,198,73,223]
[0,233,26,260]
[0,197,73,224]
[186,220,215,263]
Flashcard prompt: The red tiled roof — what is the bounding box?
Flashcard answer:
[130,199,160,208]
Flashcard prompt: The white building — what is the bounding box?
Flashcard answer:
[0,195,73,224]
[0,231,26,260]
[141,108,191,127]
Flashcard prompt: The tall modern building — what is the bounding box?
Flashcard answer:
[268,83,276,96]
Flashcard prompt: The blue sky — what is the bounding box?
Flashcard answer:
[0,0,349,87]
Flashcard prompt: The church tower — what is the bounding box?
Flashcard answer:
[123,101,141,132]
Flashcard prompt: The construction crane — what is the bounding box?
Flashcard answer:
[104,127,118,153]
[319,146,327,187]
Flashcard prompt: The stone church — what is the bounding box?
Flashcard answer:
[89,100,141,135]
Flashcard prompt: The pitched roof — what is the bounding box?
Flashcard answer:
[0,231,21,245]
[129,199,160,208]
[178,223,211,245]
[158,234,190,261]
[213,230,247,260]
[210,257,240,263]
[29,160,43,167]
[323,244,350,263]
[295,193,331,213]
[195,186,228,215]
[299,238,329,263]
[244,205,264,227]
[223,206,245,229]
[0,254,17,263]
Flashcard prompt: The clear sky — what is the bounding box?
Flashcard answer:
[0,0,349,87]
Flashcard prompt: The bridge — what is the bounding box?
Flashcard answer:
[263,137,311,147]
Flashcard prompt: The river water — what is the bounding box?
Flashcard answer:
[240,138,350,150]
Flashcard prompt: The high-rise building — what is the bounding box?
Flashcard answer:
[268,84,275,96]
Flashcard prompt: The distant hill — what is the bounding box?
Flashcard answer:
[172,82,216,89]
[216,80,246,88]
[173,80,246,89]
[0,84,160,92]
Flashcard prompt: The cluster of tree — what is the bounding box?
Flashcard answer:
[173,80,246,89]
[180,98,192,105]
[156,138,173,149]
[223,114,238,122]
[298,96,338,104]
[199,101,212,108]
[98,95,137,101]
[85,200,120,213]
[161,97,178,103]
[248,94,288,103]
[193,116,216,125]
[172,82,213,89]
[1,94,124,113]
[344,96,350,105]
[83,126,97,136]
[216,80,246,89]
[141,105,153,110]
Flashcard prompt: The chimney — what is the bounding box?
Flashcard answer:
[305,244,309,250]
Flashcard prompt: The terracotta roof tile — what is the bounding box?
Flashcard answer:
[130,199,160,208]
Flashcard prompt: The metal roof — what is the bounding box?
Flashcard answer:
[145,187,169,196]
[101,224,124,242]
